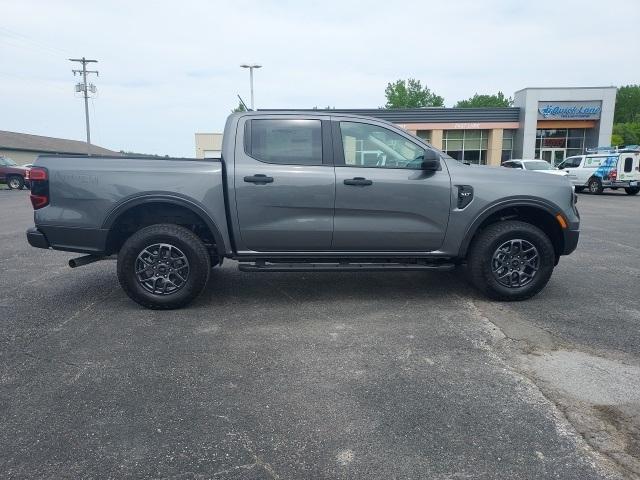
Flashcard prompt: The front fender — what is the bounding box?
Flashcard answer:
[456,196,567,258]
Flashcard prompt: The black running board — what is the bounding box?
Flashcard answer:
[238,261,455,272]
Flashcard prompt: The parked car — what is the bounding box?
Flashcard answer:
[0,156,29,189]
[26,111,580,309]
[557,152,640,194]
[502,159,569,178]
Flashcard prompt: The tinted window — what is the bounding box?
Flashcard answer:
[624,157,633,173]
[339,122,426,169]
[561,157,582,168]
[249,119,322,165]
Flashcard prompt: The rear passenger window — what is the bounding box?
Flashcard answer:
[249,119,322,165]
[584,157,603,168]
[624,157,633,173]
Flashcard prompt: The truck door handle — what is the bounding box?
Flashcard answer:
[344,177,373,186]
[244,174,274,184]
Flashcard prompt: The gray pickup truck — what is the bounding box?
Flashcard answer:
[26,111,579,309]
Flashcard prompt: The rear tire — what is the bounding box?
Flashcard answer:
[624,187,639,195]
[117,224,210,309]
[588,177,603,194]
[467,221,555,301]
[7,176,24,190]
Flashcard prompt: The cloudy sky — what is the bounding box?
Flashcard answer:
[1,0,639,157]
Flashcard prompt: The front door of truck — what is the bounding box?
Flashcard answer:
[233,116,335,252]
[331,120,451,252]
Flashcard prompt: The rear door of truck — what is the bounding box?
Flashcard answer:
[618,153,640,185]
[233,115,335,252]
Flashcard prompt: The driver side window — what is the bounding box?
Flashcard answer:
[563,157,582,168]
[339,122,426,169]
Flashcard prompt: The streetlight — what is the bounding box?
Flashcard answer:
[240,64,262,110]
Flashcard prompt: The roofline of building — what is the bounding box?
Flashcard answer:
[256,108,521,123]
[0,129,118,155]
[514,86,617,93]
[0,146,120,155]
[260,107,520,112]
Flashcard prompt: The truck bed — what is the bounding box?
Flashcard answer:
[31,155,230,254]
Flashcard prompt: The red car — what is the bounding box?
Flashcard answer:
[0,156,30,189]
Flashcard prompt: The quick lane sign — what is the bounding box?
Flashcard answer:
[537,101,602,120]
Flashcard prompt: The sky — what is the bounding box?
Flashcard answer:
[1,0,639,157]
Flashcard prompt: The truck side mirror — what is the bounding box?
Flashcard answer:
[422,149,440,171]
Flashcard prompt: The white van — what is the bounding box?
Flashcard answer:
[557,152,640,195]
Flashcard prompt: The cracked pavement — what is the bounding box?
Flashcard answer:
[1,189,638,479]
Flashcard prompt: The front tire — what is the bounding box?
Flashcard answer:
[588,177,603,194]
[117,224,211,309]
[467,221,555,301]
[624,187,639,195]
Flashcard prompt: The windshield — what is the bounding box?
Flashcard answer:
[524,161,553,171]
[1,157,17,166]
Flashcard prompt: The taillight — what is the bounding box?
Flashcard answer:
[610,169,617,181]
[29,167,49,210]
[29,168,47,181]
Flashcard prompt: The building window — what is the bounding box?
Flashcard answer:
[502,129,515,162]
[416,130,431,144]
[443,130,488,164]
[534,129,586,159]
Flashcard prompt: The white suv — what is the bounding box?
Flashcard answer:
[557,153,640,195]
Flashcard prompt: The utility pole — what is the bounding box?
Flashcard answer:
[240,64,262,110]
[69,57,98,154]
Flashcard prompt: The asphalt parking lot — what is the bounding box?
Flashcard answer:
[1,188,639,479]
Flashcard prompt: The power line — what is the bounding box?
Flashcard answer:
[69,57,99,155]
[0,26,72,57]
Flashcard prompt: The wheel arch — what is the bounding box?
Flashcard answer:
[102,194,225,258]
[459,199,565,262]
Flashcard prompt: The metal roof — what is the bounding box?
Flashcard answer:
[260,107,521,123]
[0,130,119,155]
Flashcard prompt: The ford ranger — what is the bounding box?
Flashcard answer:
[26,112,580,309]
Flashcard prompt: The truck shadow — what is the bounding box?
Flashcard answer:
[199,262,475,306]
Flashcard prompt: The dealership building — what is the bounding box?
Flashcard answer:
[195,86,616,166]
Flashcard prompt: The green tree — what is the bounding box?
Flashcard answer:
[611,133,624,146]
[455,91,513,108]
[612,122,640,145]
[232,100,247,113]
[614,85,640,123]
[384,79,444,109]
